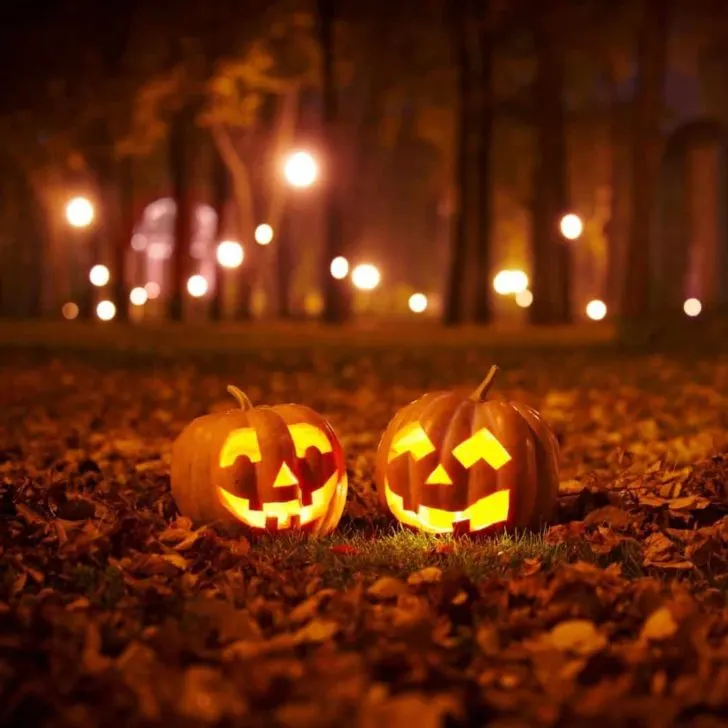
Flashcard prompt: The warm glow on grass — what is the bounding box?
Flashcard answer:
[351,263,381,291]
[585,299,607,321]
[254,224,274,245]
[62,302,79,320]
[65,196,94,228]
[89,264,110,287]
[186,275,209,298]
[684,298,702,317]
[330,256,349,280]
[515,289,533,308]
[96,300,116,321]
[493,269,528,295]
[284,151,318,188]
[408,293,428,313]
[129,287,148,306]
[216,240,244,269]
[560,213,583,240]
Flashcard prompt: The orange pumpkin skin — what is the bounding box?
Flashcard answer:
[374,366,559,535]
[171,386,348,535]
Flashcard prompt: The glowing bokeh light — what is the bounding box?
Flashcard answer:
[145,281,161,300]
[351,263,381,291]
[96,300,116,321]
[684,297,702,317]
[186,274,209,298]
[284,151,318,188]
[303,291,324,316]
[330,256,350,280]
[65,196,94,228]
[493,269,529,295]
[129,287,148,306]
[560,213,584,240]
[408,293,428,313]
[515,289,534,308]
[216,240,244,269]
[254,224,274,245]
[585,299,607,321]
[89,264,110,287]
[62,302,79,320]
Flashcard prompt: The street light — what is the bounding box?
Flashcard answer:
[408,293,428,313]
[684,298,702,317]
[515,289,533,308]
[66,196,95,228]
[129,287,148,306]
[585,299,607,321]
[560,213,583,240]
[145,281,161,300]
[254,224,274,245]
[187,275,209,298]
[62,302,79,320]
[351,263,381,291]
[284,151,318,188]
[216,240,244,269]
[493,269,528,295]
[330,256,349,280]
[89,264,110,287]
[96,300,116,321]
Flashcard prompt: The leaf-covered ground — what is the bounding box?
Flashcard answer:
[2,339,728,727]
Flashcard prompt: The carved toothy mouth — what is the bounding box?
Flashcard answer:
[383,480,510,534]
[217,471,343,530]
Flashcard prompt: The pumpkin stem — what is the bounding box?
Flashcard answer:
[471,365,499,401]
[227,385,253,410]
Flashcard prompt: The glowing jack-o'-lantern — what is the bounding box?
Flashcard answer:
[171,386,348,534]
[374,366,559,535]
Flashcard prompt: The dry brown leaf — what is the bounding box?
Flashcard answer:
[640,607,678,642]
[549,620,607,656]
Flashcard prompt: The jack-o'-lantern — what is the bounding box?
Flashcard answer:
[375,366,559,535]
[171,386,348,535]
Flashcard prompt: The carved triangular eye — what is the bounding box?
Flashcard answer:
[288,423,333,457]
[389,422,436,462]
[452,428,512,470]
[425,464,453,485]
[273,462,299,487]
[219,428,262,467]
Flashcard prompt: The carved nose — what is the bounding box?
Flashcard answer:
[425,464,453,485]
[273,462,299,487]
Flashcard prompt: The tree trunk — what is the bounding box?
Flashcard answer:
[211,124,256,320]
[473,8,494,324]
[265,90,299,319]
[530,1,570,324]
[167,104,198,322]
[620,0,670,320]
[444,0,475,326]
[110,155,133,322]
[317,0,351,323]
[210,141,230,321]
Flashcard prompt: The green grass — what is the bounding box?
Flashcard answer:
[247,525,570,587]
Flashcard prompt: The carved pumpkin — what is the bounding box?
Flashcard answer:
[171,386,348,534]
[374,366,559,535]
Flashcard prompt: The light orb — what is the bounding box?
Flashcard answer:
[129,287,149,306]
[585,299,607,321]
[330,256,349,280]
[89,264,110,287]
[683,298,702,317]
[351,263,381,291]
[186,275,209,298]
[408,293,428,313]
[254,224,274,245]
[216,240,244,269]
[96,300,116,321]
